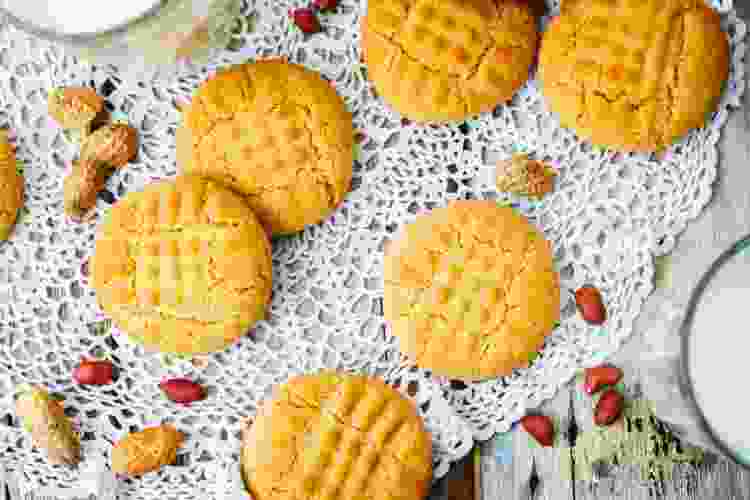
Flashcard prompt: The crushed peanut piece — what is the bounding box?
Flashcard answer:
[496,153,557,199]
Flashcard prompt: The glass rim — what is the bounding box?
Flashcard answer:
[0,1,166,45]
[679,233,750,470]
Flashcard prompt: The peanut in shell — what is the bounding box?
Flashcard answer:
[63,159,115,221]
[48,86,107,135]
[80,123,138,168]
[14,384,80,465]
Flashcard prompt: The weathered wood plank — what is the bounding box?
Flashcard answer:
[431,450,479,500]
[575,466,653,500]
[662,459,750,500]
[571,332,668,500]
[479,440,516,499]
[480,437,537,500]
[530,388,576,500]
[445,448,478,500]
[479,383,575,500]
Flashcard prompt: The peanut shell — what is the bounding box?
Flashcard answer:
[14,385,80,465]
[80,123,138,168]
[48,86,106,135]
[63,159,115,221]
[111,424,184,476]
[496,153,557,199]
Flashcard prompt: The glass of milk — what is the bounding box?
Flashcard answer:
[0,0,242,72]
[643,235,750,469]
[0,0,164,37]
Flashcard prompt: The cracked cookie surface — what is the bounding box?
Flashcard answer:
[362,0,538,123]
[538,0,729,153]
[91,175,273,354]
[0,131,23,241]
[241,371,432,500]
[176,60,354,236]
[383,200,559,380]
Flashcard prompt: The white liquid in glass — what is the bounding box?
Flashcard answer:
[1,0,161,35]
[689,252,750,461]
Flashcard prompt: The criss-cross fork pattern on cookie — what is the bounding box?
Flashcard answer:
[362,0,538,122]
[241,372,433,500]
[538,0,729,152]
[92,176,273,354]
[383,201,560,380]
[176,60,354,235]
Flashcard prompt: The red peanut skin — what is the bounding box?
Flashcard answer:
[314,0,339,10]
[584,365,623,395]
[73,360,114,385]
[594,389,624,426]
[521,415,555,446]
[290,9,321,34]
[159,379,206,404]
[575,286,607,324]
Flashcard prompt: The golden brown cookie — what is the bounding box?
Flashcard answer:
[241,371,432,500]
[383,200,560,380]
[362,0,538,123]
[91,175,273,354]
[177,60,354,236]
[538,0,729,153]
[0,130,23,240]
[111,424,184,476]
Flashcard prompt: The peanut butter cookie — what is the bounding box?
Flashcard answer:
[362,0,538,122]
[92,175,273,354]
[384,200,560,380]
[538,0,729,153]
[241,371,432,500]
[177,60,354,236]
[0,130,23,240]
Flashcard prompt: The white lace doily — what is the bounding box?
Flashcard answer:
[0,0,744,498]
